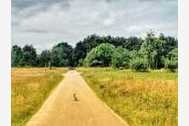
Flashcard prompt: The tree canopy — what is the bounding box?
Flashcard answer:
[112,47,130,68]
[11,45,23,67]
[11,32,178,71]
[51,42,73,67]
[21,45,37,67]
[84,43,115,67]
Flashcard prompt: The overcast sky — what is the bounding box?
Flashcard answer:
[12,0,178,52]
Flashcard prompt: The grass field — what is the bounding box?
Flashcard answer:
[11,68,67,126]
[78,68,178,126]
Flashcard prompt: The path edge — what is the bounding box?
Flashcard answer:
[78,71,130,126]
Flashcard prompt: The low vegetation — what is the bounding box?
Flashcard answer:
[78,68,178,126]
[11,68,67,126]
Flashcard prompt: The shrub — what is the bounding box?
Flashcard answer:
[164,48,178,72]
[130,51,148,72]
[112,47,130,69]
[83,48,96,66]
[130,58,148,72]
[84,43,115,67]
[164,59,177,72]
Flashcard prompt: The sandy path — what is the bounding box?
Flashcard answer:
[26,70,129,126]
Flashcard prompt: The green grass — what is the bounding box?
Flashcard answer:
[11,68,67,126]
[78,67,178,126]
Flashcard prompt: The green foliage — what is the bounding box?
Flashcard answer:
[84,43,115,67]
[112,47,130,68]
[130,56,148,72]
[129,50,148,71]
[51,42,73,67]
[164,48,178,72]
[72,42,87,66]
[83,48,96,66]
[123,37,143,50]
[140,32,158,69]
[11,45,23,67]
[73,34,143,66]
[95,43,115,66]
[11,45,38,67]
[11,32,178,70]
[38,50,51,67]
[138,32,178,69]
[21,45,37,67]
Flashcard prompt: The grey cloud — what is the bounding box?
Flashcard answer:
[22,29,49,33]
[12,0,70,9]
[12,0,178,52]
[12,0,71,19]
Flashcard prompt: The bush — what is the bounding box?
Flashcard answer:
[130,55,148,72]
[112,47,130,69]
[164,48,178,72]
[84,43,115,67]
[83,48,96,66]
[164,59,177,72]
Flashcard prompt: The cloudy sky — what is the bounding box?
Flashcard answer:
[12,0,178,52]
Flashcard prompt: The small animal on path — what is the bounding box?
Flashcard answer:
[73,93,79,101]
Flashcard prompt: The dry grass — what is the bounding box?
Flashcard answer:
[78,67,178,126]
[12,68,67,126]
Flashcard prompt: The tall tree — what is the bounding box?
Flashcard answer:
[51,42,73,67]
[38,50,51,67]
[84,43,115,67]
[112,47,130,68]
[123,37,143,50]
[11,45,23,67]
[11,32,178,69]
[72,42,87,66]
[164,48,178,71]
[21,45,37,66]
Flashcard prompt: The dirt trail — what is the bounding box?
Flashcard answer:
[26,70,129,126]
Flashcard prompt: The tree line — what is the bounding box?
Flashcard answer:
[12,32,178,71]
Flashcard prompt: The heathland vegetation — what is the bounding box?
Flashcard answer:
[78,68,177,126]
[12,68,67,126]
[12,32,178,71]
